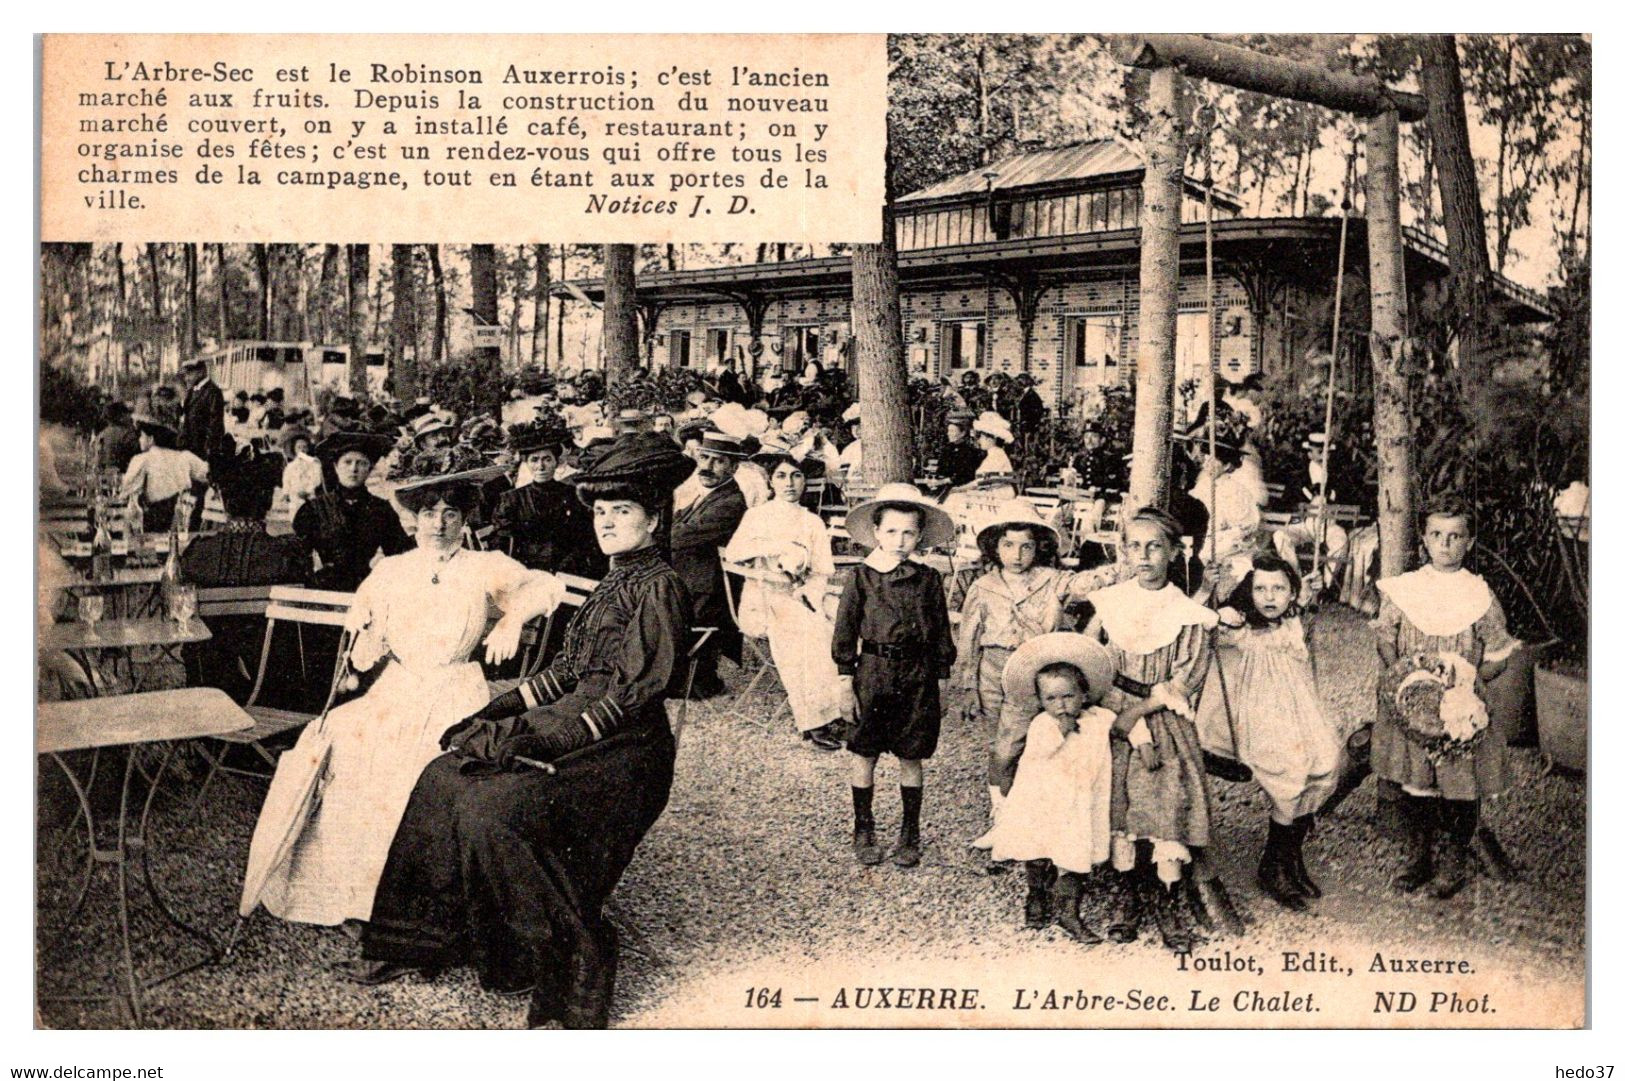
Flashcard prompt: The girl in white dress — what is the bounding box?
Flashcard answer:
[1197,552,1343,911]
[983,633,1161,943]
[723,447,847,750]
[249,471,565,927]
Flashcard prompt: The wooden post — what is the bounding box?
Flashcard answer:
[1366,110,1416,578]
[1126,64,1184,515]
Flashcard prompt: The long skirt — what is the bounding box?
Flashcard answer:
[253,659,488,926]
[363,720,676,1010]
[1110,708,1213,850]
[739,582,844,733]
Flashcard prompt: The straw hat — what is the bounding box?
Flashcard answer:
[975,496,1060,551]
[1000,632,1116,707]
[697,431,755,459]
[972,411,1014,446]
[711,402,770,440]
[408,409,456,442]
[845,482,956,551]
[393,463,508,499]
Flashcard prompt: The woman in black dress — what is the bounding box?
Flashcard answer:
[491,419,605,577]
[292,432,411,592]
[346,434,697,1029]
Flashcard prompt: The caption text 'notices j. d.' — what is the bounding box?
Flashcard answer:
[42,35,887,243]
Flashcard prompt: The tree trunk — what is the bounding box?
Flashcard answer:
[428,244,447,364]
[976,38,992,166]
[214,244,229,341]
[555,247,567,368]
[251,243,271,340]
[183,243,199,355]
[601,243,639,381]
[851,204,911,485]
[532,243,551,367]
[291,245,308,341]
[1492,40,1514,273]
[1367,110,1416,578]
[346,244,370,394]
[145,243,166,374]
[390,244,418,401]
[470,244,503,416]
[1127,65,1184,516]
[1124,34,1427,120]
[1419,34,1493,379]
[317,244,340,343]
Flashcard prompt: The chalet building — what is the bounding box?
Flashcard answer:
[556,139,1551,418]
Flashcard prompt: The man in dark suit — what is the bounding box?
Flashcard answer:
[180,357,229,467]
[180,357,229,527]
[669,431,749,697]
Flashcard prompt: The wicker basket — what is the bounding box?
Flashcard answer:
[1534,665,1587,775]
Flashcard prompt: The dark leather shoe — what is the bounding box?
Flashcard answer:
[331,959,432,986]
[803,725,843,752]
[560,924,618,1030]
[890,825,921,868]
[853,824,883,865]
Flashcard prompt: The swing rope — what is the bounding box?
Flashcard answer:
[1312,145,1359,583]
[1195,94,1250,785]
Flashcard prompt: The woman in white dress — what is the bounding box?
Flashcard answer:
[248,468,565,927]
[723,445,847,751]
[971,411,1016,479]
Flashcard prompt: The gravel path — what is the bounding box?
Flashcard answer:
[35,605,1585,1029]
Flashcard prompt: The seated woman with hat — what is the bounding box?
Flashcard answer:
[278,426,323,520]
[492,418,604,578]
[724,438,846,750]
[246,458,567,931]
[292,431,411,593]
[118,414,210,532]
[349,435,698,1029]
[970,411,1016,481]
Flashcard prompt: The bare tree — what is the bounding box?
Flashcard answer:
[346,244,370,393]
[390,244,419,401]
[601,243,639,380]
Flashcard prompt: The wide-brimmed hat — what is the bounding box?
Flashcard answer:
[315,430,394,462]
[409,409,457,442]
[698,431,756,459]
[845,482,956,552]
[278,426,315,456]
[752,436,825,480]
[570,432,697,504]
[1001,632,1116,707]
[132,412,178,441]
[711,402,770,440]
[507,418,569,455]
[612,408,651,435]
[393,463,508,500]
[945,410,974,427]
[975,497,1060,551]
[972,411,1014,445]
[780,410,812,437]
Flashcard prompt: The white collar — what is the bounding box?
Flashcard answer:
[1376,565,1492,638]
[863,549,915,573]
[1091,579,1217,654]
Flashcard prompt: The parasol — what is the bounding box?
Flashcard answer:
[237,631,355,918]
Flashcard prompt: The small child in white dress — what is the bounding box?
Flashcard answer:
[983,633,1161,943]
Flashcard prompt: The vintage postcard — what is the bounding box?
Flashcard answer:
[35,32,1588,1036]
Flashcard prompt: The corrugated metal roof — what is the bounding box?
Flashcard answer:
[897,140,1143,203]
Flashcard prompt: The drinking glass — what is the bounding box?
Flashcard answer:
[80,594,105,638]
[169,585,197,627]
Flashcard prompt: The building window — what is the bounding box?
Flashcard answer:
[782,325,822,373]
[940,319,985,373]
[669,329,692,369]
[1174,309,1212,414]
[705,327,730,366]
[1062,313,1122,402]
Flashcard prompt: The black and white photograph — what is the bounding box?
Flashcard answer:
[33,31,1590,1038]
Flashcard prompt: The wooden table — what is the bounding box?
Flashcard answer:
[67,567,168,619]
[41,617,211,692]
[37,688,253,1026]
